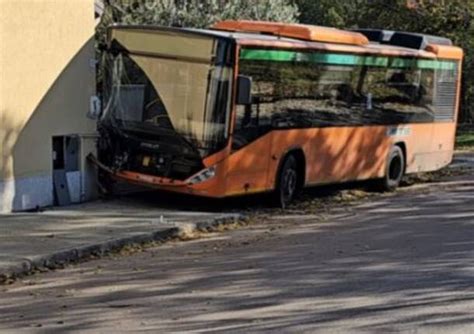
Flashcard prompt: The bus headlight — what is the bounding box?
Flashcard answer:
[187,166,216,185]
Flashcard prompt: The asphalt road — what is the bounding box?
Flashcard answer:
[0,176,473,333]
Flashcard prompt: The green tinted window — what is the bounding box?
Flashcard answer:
[232,48,458,149]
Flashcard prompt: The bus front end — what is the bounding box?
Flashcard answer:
[98,26,234,197]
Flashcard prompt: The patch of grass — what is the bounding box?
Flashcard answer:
[456,129,474,149]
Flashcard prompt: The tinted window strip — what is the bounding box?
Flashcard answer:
[240,49,457,70]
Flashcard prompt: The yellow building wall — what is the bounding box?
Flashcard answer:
[0,0,97,212]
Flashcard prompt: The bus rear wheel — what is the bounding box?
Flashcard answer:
[274,154,299,209]
[379,145,405,191]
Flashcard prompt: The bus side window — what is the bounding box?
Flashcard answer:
[269,61,356,127]
[360,65,434,124]
[232,61,275,150]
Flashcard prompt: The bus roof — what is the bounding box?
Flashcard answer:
[213,20,370,46]
[109,23,463,60]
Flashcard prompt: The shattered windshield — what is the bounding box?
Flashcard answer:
[101,50,233,157]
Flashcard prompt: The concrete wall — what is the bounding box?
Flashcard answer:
[0,0,97,212]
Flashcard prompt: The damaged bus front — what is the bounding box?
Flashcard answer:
[98,26,234,195]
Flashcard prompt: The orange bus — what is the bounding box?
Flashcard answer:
[97,21,463,208]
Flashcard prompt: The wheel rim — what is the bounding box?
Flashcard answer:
[282,167,297,204]
[388,155,403,182]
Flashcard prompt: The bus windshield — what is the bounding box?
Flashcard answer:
[102,52,233,157]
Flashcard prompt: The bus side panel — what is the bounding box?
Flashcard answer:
[404,122,456,174]
[307,127,389,184]
[224,135,272,196]
[431,122,456,155]
[386,123,430,174]
[268,127,390,187]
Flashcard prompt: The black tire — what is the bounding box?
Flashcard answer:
[379,145,405,191]
[274,155,299,209]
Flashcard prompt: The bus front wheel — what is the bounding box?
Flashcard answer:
[274,154,299,209]
[379,145,405,191]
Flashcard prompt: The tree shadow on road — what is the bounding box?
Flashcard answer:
[0,184,473,332]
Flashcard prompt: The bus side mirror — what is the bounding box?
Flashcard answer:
[236,75,252,105]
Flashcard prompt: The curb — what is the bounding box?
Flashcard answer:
[0,214,244,283]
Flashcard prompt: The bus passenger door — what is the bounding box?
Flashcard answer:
[224,103,272,196]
